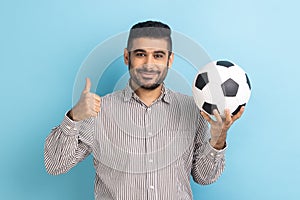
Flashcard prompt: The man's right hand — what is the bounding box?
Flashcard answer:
[68,78,101,121]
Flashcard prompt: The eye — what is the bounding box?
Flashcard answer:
[154,53,165,59]
[135,52,146,57]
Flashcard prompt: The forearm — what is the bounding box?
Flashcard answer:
[191,141,226,185]
[44,114,92,175]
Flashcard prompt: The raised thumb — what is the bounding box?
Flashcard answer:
[83,77,91,93]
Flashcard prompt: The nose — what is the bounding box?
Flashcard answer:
[145,54,155,65]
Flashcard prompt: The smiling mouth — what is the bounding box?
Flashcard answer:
[139,71,159,79]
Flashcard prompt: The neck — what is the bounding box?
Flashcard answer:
[130,80,163,107]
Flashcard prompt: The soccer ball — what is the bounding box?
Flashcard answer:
[192,60,251,117]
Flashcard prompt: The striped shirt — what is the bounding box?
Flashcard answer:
[44,83,226,200]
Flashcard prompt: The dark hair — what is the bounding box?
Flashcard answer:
[127,20,172,51]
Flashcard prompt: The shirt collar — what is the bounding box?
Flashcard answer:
[123,82,171,104]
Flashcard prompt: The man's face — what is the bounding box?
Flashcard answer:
[124,37,174,90]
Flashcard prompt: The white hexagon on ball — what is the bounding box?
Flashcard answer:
[192,60,251,118]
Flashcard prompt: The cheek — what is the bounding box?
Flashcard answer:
[130,56,144,64]
[161,67,169,78]
[128,59,140,71]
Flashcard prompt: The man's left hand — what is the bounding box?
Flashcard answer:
[200,107,245,150]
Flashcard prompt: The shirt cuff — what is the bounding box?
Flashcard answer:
[60,111,80,136]
[204,140,227,159]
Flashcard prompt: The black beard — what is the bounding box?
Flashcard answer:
[140,82,161,90]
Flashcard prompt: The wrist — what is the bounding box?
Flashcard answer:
[210,139,226,150]
[210,131,227,150]
[67,110,77,121]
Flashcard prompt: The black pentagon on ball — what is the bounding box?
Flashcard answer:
[232,103,246,116]
[202,102,219,115]
[245,73,251,90]
[216,60,234,68]
[221,78,239,97]
[195,72,209,90]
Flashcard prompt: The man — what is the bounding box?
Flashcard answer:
[44,21,244,199]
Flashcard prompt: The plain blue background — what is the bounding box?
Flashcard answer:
[1,0,299,199]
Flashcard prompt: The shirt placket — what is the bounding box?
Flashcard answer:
[144,106,158,200]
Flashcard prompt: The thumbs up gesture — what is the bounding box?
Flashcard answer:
[69,78,101,121]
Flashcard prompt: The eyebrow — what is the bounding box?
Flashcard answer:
[132,49,167,55]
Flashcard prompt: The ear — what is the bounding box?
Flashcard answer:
[167,52,174,68]
[124,48,129,65]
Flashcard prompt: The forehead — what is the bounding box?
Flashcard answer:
[130,37,169,52]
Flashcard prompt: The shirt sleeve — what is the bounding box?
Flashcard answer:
[191,114,226,185]
[44,112,94,175]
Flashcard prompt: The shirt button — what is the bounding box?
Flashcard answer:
[149,159,153,163]
[210,152,214,157]
[149,185,155,190]
[148,132,152,136]
[74,127,77,131]
[66,125,71,130]
[147,108,151,111]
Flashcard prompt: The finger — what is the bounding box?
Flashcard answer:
[224,109,232,126]
[201,111,213,124]
[232,106,245,122]
[94,100,101,107]
[94,102,101,111]
[93,94,101,102]
[86,93,100,103]
[213,109,222,124]
[83,77,91,93]
[91,110,98,117]
[94,106,100,113]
